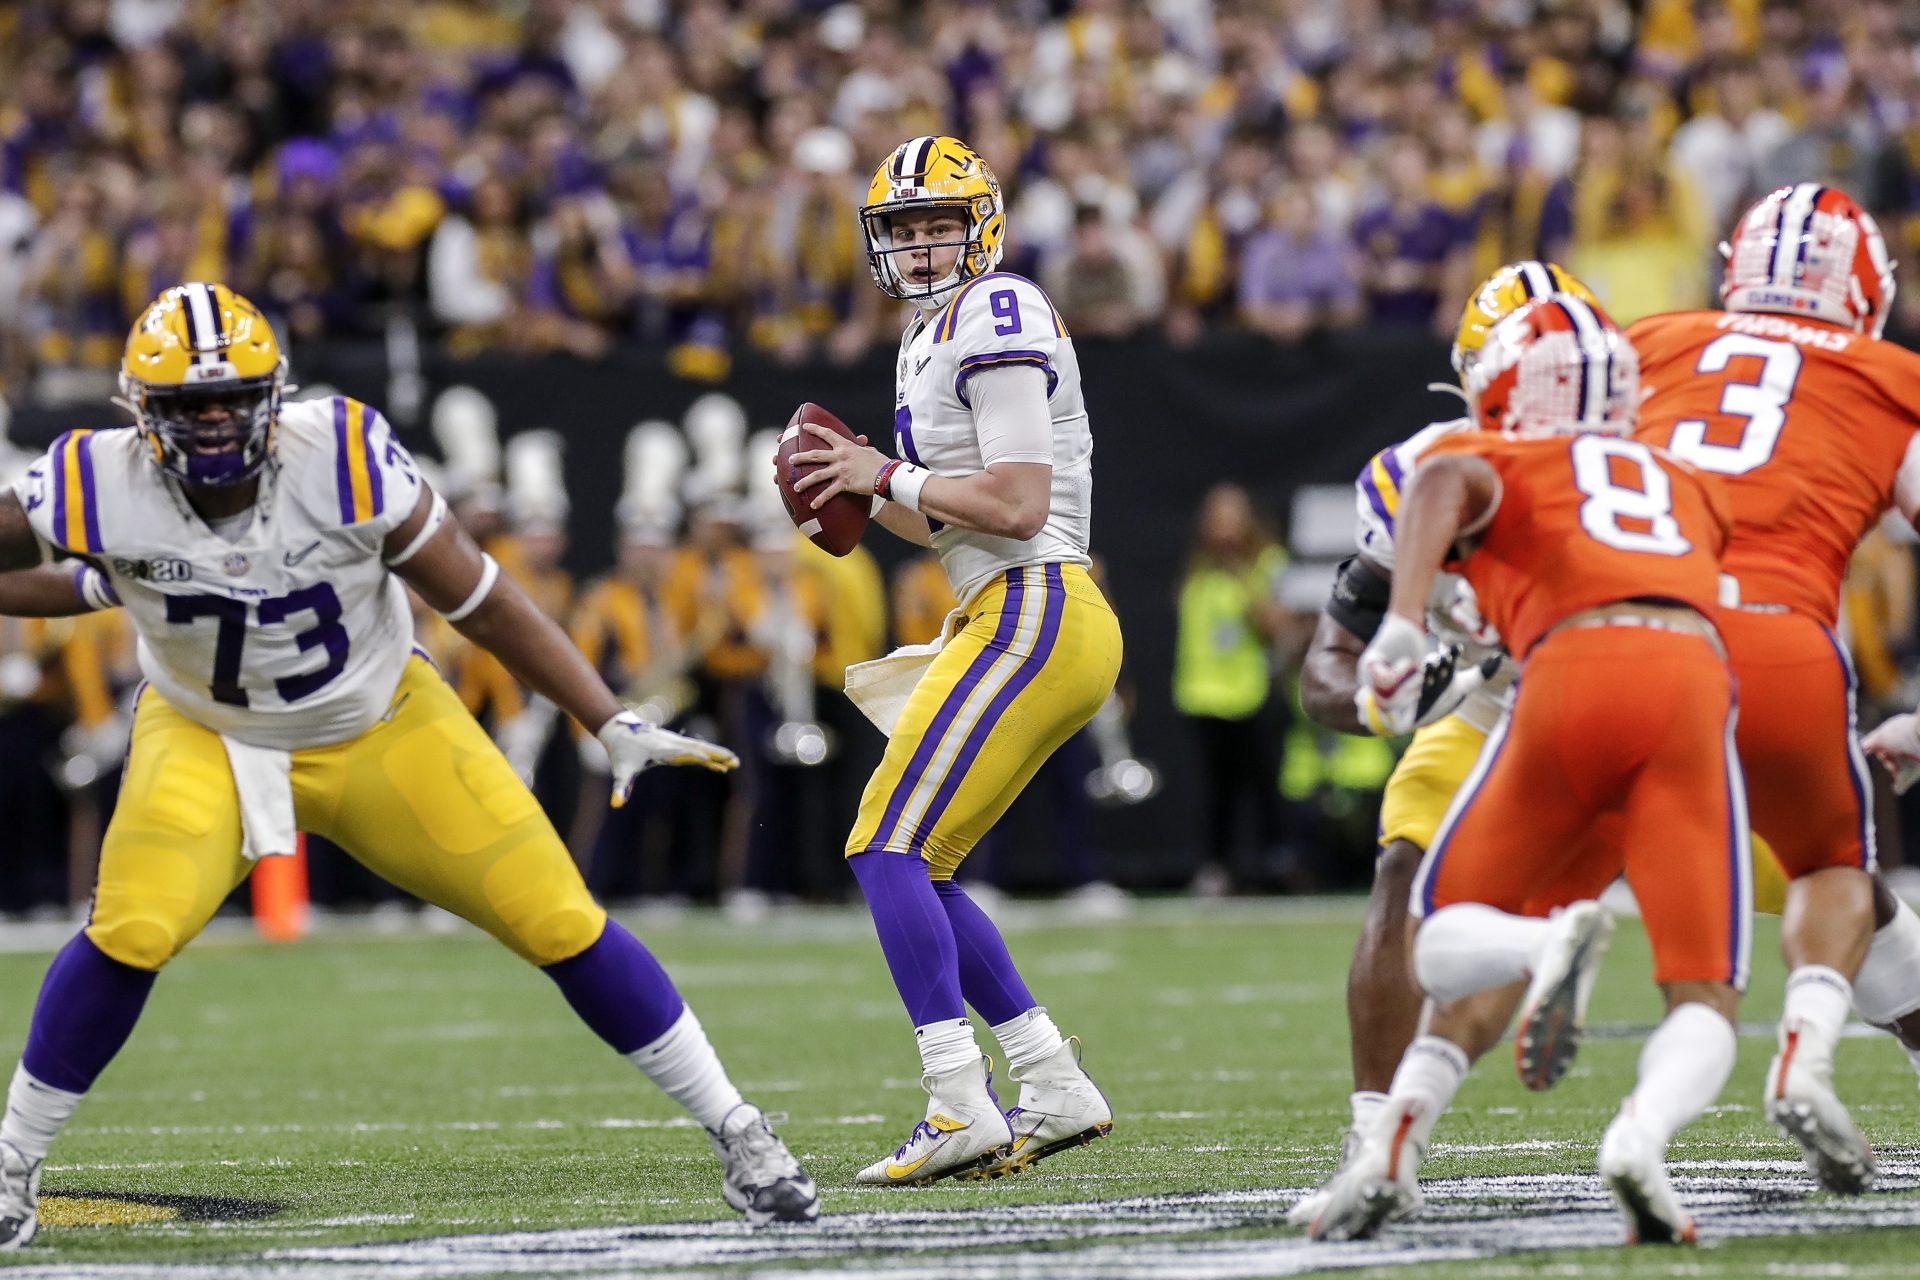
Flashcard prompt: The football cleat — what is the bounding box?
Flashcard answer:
[1599,1110,1695,1245]
[1307,1097,1426,1241]
[0,1140,41,1251]
[856,1056,1014,1187]
[987,1037,1113,1176]
[1287,1126,1361,1227]
[707,1105,820,1225]
[1515,901,1613,1091]
[1765,1021,1877,1194]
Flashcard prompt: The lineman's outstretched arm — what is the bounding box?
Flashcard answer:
[1299,554,1391,735]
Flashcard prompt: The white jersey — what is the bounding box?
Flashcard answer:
[1352,416,1516,733]
[16,396,425,750]
[893,271,1093,604]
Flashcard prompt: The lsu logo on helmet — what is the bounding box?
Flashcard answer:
[1722,183,1895,337]
[1452,261,1601,381]
[117,282,288,488]
[1468,294,1638,439]
[860,136,1005,302]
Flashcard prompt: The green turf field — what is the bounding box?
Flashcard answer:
[0,897,1918,1278]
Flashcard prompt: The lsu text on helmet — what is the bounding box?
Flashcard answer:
[860,135,1005,304]
[1452,261,1602,382]
[1468,294,1639,440]
[1721,183,1896,337]
[118,282,288,488]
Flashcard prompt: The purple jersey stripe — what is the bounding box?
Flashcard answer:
[76,432,102,553]
[49,431,72,551]
[871,567,1029,849]
[954,350,1057,407]
[332,398,355,524]
[935,272,1016,343]
[1379,446,1405,490]
[364,411,385,517]
[1358,468,1392,531]
[905,563,1066,856]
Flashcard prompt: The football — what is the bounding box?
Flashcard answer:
[776,401,871,556]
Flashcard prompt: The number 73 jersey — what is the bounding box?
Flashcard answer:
[1421,432,1731,660]
[1629,309,1920,624]
[12,397,425,750]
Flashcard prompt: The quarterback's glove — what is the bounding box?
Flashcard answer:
[1863,712,1920,795]
[597,709,739,806]
[1356,612,1428,736]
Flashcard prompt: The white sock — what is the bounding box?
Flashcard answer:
[990,1007,1065,1073]
[1781,965,1853,1057]
[1853,897,1920,1025]
[914,1017,983,1080]
[1385,1035,1469,1150]
[1414,904,1550,1004]
[1349,1090,1388,1133]
[625,1007,745,1131]
[0,1065,83,1163]
[1625,1002,1736,1147]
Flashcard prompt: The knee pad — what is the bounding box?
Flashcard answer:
[481,840,605,965]
[85,917,176,971]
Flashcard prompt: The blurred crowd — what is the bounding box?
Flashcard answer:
[12,0,1920,403]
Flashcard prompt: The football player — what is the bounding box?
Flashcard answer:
[1630,183,1920,1193]
[786,136,1120,1185]
[1318,296,1747,1245]
[0,284,820,1249]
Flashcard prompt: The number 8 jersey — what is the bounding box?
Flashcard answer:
[12,396,425,750]
[1420,432,1732,660]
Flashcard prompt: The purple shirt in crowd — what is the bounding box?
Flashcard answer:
[1352,202,1465,326]
[1238,227,1361,311]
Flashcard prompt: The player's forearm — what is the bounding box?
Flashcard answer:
[456,581,622,732]
[0,563,100,617]
[874,501,933,546]
[1388,459,1488,624]
[1299,617,1369,734]
[917,467,1048,541]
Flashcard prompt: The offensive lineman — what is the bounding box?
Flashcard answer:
[0,284,819,1247]
[788,135,1121,1185]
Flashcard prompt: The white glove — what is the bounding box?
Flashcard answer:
[1412,648,1492,729]
[1356,612,1428,736]
[1440,578,1503,659]
[1863,712,1920,795]
[596,709,740,806]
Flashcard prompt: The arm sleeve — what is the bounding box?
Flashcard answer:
[967,364,1054,467]
[1324,554,1393,640]
[948,275,1063,408]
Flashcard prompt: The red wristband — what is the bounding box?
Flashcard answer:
[873,459,903,501]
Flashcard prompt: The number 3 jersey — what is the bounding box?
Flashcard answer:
[1630,308,1920,624]
[13,396,424,750]
[1421,432,1731,660]
[893,271,1093,604]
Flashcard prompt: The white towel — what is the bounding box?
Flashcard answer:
[843,608,964,737]
[220,734,298,860]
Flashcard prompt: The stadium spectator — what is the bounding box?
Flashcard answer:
[1042,204,1166,340]
[1668,57,1791,238]
[1352,137,1471,332]
[1237,184,1362,344]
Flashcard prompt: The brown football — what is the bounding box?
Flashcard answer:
[776,402,871,556]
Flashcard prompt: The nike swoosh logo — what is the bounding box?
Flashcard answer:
[284,540,322,567]
[914,355,932,373]
[885,1150,938,1179]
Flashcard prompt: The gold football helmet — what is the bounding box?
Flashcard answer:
[1452,261,1601,382]
[118,282,287,487]
[860,135,1005,302]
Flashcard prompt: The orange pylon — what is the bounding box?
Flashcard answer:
[251,833,310,942]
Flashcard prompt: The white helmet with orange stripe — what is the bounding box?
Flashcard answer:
[1467,294,1639,439]
[1721,183,1896,337]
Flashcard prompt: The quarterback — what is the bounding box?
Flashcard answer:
[0,283,819,1247]
[789,135,1121,1185]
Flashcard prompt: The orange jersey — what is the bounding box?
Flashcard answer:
[1423,432,1730,657]
[1630,309,1920,624]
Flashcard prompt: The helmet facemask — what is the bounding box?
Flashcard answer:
[118,366,284,488]
[861,198,996,304]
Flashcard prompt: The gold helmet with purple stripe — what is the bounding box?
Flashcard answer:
[860,135,1005,303]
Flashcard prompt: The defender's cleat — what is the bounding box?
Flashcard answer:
[988,1037,1113,1176]
[0,1141,41,1252]
[1288,1126,1361,1227]
[1307,1098,1425,1241]
[856,1056,1014,1187]
[1515,902,1613,1091]
[708,1104,820,1225]
[1599,1111,1695,1245]
[1766,1022,1877,1195]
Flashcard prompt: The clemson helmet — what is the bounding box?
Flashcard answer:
[1468,294,1639,439]
[1452,261,1602,381]
[1722,183,1895,337]
[118,282,288,488]
[860,135,1005,303]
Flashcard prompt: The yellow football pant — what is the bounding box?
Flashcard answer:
[1379,714,1790,916]
[87,657,606,970]
[846,563,1122,879]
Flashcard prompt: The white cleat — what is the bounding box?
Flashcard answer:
[856,1056,1014,1187]
[1307,1098,1426,1241]
[707,1104,820,1225]
[1287,1127,1361,1227]
[0,1141,41,1251]
[1515,901,1614,1092]
[1766,1021,1876,1194]
[987,1037,1114,1176]
[1599,1110,1695,1245]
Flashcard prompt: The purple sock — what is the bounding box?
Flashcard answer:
[850,851,966,1026]
[933,878,1038,1025]
[541,920,686,1054]
[23,934,157,1094]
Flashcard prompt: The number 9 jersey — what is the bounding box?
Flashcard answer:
[12,396,425,750]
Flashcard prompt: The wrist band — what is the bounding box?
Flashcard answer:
[74,564,119,611]
[440,553,499,622]
[889,463,930,513]
[873,459,903,501]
